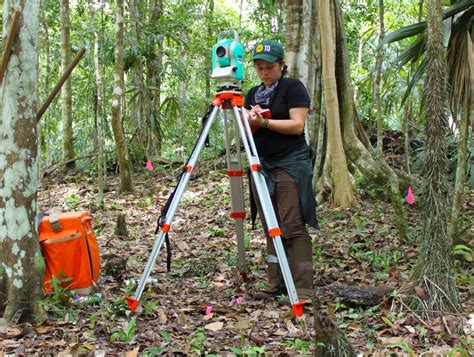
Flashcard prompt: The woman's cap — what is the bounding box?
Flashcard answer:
[252,40,284,62]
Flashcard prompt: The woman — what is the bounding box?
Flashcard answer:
[245,40,318,303]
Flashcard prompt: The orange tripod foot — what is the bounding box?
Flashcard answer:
[126,296,140,315]
[291,301,306,317]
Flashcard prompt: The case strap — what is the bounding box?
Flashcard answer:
[49,213,62,232]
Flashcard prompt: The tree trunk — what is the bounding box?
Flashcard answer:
[285,0,322,151]
[319,0,354,208]
[333,0,408,239]
[412,0,460,318]
[449,101,470,243]
[353,39,364,103]
[93,21,106,207]
[177,32,188,130]
[111,0,133,193]
[313,299,357,357]
[283,2,355,352]
[447,30,474,242]
[129,5,146,158]
[205,0,214,103]
[60,0,75,169]
[0,1,44,323]
[147,0,163,157]
[403,100,412,175]
[130,0,152,161]
[40,0,52,168]
[374,0,385,152]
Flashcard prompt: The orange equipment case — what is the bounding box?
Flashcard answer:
[39,211,100,295]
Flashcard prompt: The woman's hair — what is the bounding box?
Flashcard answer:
[279,61,288,77]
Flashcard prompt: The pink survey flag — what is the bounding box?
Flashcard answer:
[145,160,154,172]
[406,186,415,205]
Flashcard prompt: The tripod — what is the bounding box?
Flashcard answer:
[126,91,306,318]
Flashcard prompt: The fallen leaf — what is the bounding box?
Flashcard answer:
[6,328,22,337]
[286,320,301,337]
[250,310,262,319]
[203,313,214,321]
[158,310,167,324]
[177,241,190,252]
[235,319,251,330]
[381,316,394,328]
[378,336,405,344]
[205,321,224,332]
[263,310,279,319]
[57,350,73,357]
[35,326,52,334]
[177,313,189,325]
[405,325,416,334]
[82,342,94,350]
[272,328,288,337]
[415,286,426,300]
[327,303,336,319]
[125,348,139,357]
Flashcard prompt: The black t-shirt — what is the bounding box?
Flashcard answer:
[245,77,310,160]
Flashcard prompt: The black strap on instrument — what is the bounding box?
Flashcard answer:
[156,105,214,271]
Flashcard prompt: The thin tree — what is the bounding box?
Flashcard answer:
[412,0,460,318]
[374,0,385,152]
[60,0,75,169]
[319,0,354,208]
[129,0,153,159]
[147,0,163,157]
[91,5,106,207]
[204,0,214,103]
[0,1,45,323]
[40,0,52,167]
[111,0,133,193]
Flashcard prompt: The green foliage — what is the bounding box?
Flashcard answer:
[382,0,474,106]
[229,345,267,356]
[142,299,160,316]
[111,316,136,343]
[205,227,226,237]
[141,347,164,356]
[384,342,416,356]
[64,193,80,210]
[282,338,313,355]
[37,273,74,320]
[105,295,130,317]
[188,327,209,354]
[453,244,472,262]
[37,0,295,171]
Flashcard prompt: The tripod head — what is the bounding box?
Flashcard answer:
[211,30,244,92]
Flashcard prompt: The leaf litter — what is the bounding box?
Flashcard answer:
[0,164,472,355]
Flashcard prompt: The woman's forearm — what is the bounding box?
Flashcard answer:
[262,118,304,135]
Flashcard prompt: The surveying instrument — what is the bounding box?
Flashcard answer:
[126,31,306,318]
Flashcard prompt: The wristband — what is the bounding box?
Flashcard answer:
[263,118,269,129]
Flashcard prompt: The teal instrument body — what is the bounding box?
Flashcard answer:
[211,31,244,90]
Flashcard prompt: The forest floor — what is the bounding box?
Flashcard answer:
[1,157,473,356]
